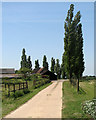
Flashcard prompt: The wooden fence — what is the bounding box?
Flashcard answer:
[4,81,28,96]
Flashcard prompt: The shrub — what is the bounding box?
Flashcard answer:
[82,99,96,119]
[13,90,24,98]
[23,88,30,94]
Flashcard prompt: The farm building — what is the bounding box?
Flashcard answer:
[0,68,15,74]
[32,68,57,80]
[0,68,20,78]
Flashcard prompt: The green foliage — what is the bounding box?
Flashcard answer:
[23,88,30,94]
[20,48,27,68]
[43,55,48,70]
[2,78,24,84]
[13,90,24,98]
[55,59,61,79]
[35,59,40,69]
[30,74,50,88]
[18,67,31,79]
[20,48,32,70]
[63,4,84,91]
[27,56,32,70]
[61,53,66,79]
[50,57,55,73]
[80,76,96,82]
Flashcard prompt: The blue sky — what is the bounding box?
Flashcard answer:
[2,2,94,75]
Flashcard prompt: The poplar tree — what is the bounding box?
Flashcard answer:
[50,57,55,73]
[74,23,84,92]
[63,4,84,92]
[20,48,27,68]
[35,59,40,69]
[27,56,32,70]
[55,59,61,79]
[64,4,75,83]
[43,55,48,70]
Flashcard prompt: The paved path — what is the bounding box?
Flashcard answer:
[5,80,63,118]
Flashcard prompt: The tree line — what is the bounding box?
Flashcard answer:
[20,48,62,79]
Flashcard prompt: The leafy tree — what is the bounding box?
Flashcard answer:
[74,23,84,92]
[50,57,55,73]
[27,56,32,70]
[35,59,40,69]
[64,4,75,83]
[20,48,27,68]
[63,4,84,92]
[61,53,66,79]
[55,59,61,79]
[43,55,48,70]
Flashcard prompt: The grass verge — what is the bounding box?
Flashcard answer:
[2,82,52,117]
[62,80,94,119]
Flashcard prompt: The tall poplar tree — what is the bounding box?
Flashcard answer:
[35,59,40,69]
[43,55,48,70]
[27,56,32,70]
[63,4,84,91]
[20,48,27,68]
[50,57,55,73]
[64,4,75,82]
[64,4,82,82]
[55,59,61,79]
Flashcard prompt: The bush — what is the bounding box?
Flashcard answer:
[82,99,96,119]
[13,90,24,98]
[23,88,30,94]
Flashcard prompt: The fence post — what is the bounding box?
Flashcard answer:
[8,84,10,97]
[23,82,24,90]
[26,81,28,89]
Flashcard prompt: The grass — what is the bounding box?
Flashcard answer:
[2,81,52,117]
[62,80,94,119]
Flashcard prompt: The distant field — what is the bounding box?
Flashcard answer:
[62,80,94,119]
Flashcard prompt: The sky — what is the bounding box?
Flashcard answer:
[2,2,94,76]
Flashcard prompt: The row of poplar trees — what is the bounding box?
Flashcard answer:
[20,48,62,79]
[62,4,85,92]
[20,49,49,71]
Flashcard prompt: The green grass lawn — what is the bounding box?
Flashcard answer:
[2,81,52,117]
[62,80,94,119]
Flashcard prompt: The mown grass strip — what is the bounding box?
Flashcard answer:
[62,80,94,119]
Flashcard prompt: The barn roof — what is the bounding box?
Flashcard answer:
[0,68,15,74]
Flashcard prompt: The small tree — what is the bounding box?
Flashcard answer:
[43,55,48,70]
[20,48,27,68]
[50,57,55,73]
[27,56,32,70]
[55,59,61,79]
[35,59,40,69]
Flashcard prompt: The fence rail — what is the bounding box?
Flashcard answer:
[3,82,28,96]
